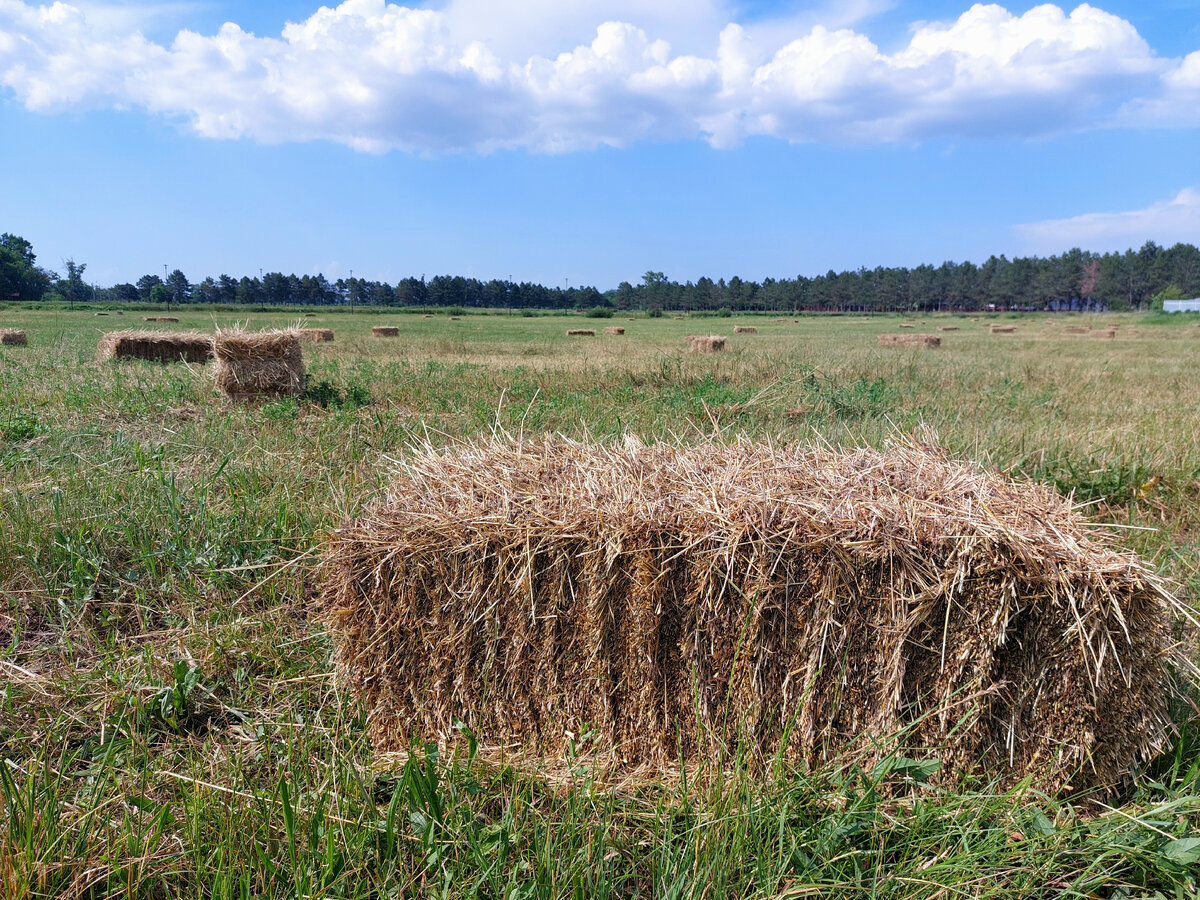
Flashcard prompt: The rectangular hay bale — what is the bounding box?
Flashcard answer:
[321,436,1182,794]
[687,335,726,352]
[372,326,400,337]
[603,326,625,335]
[566,329,596,336]
[212,327,304,399]
[0,329,28,346]
[878,333,940,348]
[97,329,213,364]
[733,325,758,333]
[301,328,335,342]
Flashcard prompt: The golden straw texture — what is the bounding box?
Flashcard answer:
[97,330,213,364]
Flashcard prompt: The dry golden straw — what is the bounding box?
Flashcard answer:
[879,333,940,348]
[733,325,758,334]
[372,326,400,337]
[97,329,213,364]
[687,335,727,352]
[990,325,1017,334]
[320,435,1185,795]
[212,327,304,400]
[0,329,28,346]
[1089,329,1117,339]
[603,326,625,335]
[566,329,596,336]
[898,323,915,329]
[301,328,335,342]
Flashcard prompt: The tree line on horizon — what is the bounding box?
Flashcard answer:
[3,233,1198,313]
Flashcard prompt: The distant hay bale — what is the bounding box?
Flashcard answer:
[566,329,596,336]
[450,316,462,321]
[97,329,213,364]
[0,329,28,346]
[938,325,960,331]
[687,335,727,353]
[733,325,758,334]
[143,316,180,322]
[1089,329,1116,339]
[212,328,304,400]
[321,435,1184,795]
[1064,325,1090,334]
[372,326,400,337]
[603,326,625,335]
[423,314,433,318]
[990,325,1017,334]
[898,323,915,329]
[878,333,940,348]
[304,313,318,318]
[94,312,109,316]
[301,328,335,342]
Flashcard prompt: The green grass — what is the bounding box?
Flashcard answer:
[2,308,1200,897]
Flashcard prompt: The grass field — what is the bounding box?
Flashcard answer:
[2,306,1200,898]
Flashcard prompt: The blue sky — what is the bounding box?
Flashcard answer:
[1,0,1198,289]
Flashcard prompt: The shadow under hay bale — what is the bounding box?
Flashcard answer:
[321,436,1184,795]
[879,333,940,348]
[301,328,335,342]
[567,329,596,336]
[604,326,625,335]
[0,329,28,346]
[372,326,400,337]
[733,325,758,333]
[212,328,303,400]
[98,330,213,364]
[687,335,727,352]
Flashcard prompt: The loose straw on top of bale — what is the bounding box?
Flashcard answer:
[733,325,758,333]
[879,333,940,348]
[97,330,213,364]
[566,329,595,336]
[687,335,727,352]
[320,434,1188,795]
[212,327,304,400]
[0,329,28,346]
[603,326,625,335]
[372,326,400,337]
[301,328,335,342]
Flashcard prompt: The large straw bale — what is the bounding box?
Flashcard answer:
[603,326,625,335]
[687,335,727,352]
[301,328,335,342]
[878,333,940,348]
[0,329,27,346]
[97,329,213,364]
[372,326,400,337]
[321,436,1185,795]
[212,327,303,400]
[566,329,595,336]
[733,325,758,334]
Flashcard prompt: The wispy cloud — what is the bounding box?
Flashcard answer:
[0,0,1195,154]
[1016,187,1200,252]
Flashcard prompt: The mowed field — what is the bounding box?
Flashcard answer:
[2,307,1200,898]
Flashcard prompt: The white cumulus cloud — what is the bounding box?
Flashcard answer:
[0,0,1196,153]
[1017,187,1200,252]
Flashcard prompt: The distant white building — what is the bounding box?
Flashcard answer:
[1164,299,1200,312]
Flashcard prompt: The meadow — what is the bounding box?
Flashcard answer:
[2,306,1199,898]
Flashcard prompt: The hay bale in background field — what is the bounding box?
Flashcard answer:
[733,325,758,334]
[1089,329,1116,339]
[938,325,960,331]
[212,328,303,400]
[1064,325,1090,334]
[321,436,1184,795]
[879,334,940,348]
[0,329,28,346]
[990,325,1017,334]
[898,323,915,329]
[603,326,625,335]
[687,335,727,352]
[567,329,596,336]
[97,330,213,364]
[143,316,180,323]
[372,326,400,337]
[301,328,335,342]
[304,313,317,318]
